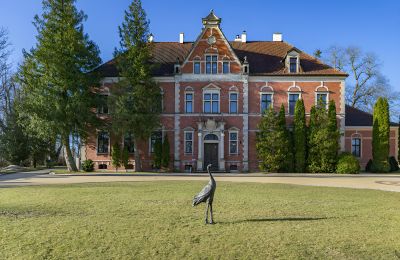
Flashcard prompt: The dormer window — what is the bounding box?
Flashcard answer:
[289,57,297,73]
[206,55,218,74]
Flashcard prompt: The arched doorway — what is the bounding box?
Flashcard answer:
[203,134,219,171]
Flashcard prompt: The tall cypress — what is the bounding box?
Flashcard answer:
[293,99,306,172]
[372,97,390,172]
[111,0,162,172]
[326,100,340,171]
[161,134,170,169]
[18,0,101,171]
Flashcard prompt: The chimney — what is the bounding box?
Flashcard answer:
[179,32,184,43]
[241,31,247,43]
[234,35,241,42]
[148,33,154,43]
[273,33,282,42]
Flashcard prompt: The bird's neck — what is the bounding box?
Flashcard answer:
[209,171,214,181]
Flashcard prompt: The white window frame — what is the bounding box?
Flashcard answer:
[203,89,220,114]
[185,91,194,113]
[315,92,329,109]
[229,91,239,114]
[260,92,274,113]
[97,131,110,155]
[184,131,194,155]
[193,59,201,74]
[229,130,239,155]
[222,61,230,74]
[205,55,218,74]
[288,92,301,115]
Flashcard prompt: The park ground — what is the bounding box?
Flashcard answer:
[2,173,400,259]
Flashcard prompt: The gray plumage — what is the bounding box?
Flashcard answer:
[192,164,216,224]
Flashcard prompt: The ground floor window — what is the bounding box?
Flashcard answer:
[124,133,135,154]
[97,132,109,154]
[150,131,162,153]
[352,138,361,157]
[229,131,238,154]
[184,131,193,154]
[289,93,300,115]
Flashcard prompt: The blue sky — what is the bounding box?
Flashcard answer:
[1,0,399,90]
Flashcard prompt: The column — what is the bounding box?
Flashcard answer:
[174,78,181,169]
[219,131,225,171]
[197,131,203,171]
[242,77,249,171]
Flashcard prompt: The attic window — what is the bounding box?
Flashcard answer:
[289,57,297,73]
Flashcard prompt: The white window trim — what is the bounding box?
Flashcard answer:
[205,54,218,74]
[315,91,329,109]
[203,89,220,114]
[259,92,274,113]
[96,131,110,155]
[193,60,201,74]
[223,61,230,74]
[185,91,194,113]
[184,131,194,155]
[287,92,302,115]
[351,133,362,158]
[288,55,300,73]
[229,91,239,114]
[229,130,239,155]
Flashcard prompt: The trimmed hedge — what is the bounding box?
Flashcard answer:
[82,159,94,172]
[336,153,360,174]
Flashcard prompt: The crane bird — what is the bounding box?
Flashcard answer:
[192,164,216,224]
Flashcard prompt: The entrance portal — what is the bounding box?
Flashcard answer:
[204,143,219,171]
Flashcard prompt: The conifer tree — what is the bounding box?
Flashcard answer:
[111,0,161,172]
[122,146,129,172]
[278,105,294,172]
[17,0,101,171]
[161,134,170,169]
[293,99,307,172]
[372,97,390,172]
[111,142,122,172]
[153,138,162,169]
[326,100,340,169]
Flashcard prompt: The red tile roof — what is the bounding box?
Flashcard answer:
[96,41,347,77]
[345,105,398,126]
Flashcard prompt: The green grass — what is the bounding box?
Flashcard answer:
[1,182,400,259]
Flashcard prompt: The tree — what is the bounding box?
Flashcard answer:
[256,105,292,173]
[161,134,170,169]
[111,142,122,172]
[111,0,161,172]
[153,138,162,169]
[371,97,390,172]
[17,0,101,172]
[122,146,129,172]
[293,99,307,172]
[277,105,293,172]
[313,49,322,58]
[323,46,400,119]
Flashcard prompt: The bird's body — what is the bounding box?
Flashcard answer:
[192,164,216,224]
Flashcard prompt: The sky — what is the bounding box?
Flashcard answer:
[1,0,400,90]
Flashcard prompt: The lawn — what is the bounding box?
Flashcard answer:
[1,182,400,259]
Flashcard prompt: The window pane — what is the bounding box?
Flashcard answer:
[289,94,299,115]
[185,141,192,153]
[230,93,238,100]
[97,132,109,153]
[230,101,237,113]
[194,62,200,74]
[186,101,192,113]
[212,93,219,100]
[186,93,192,101]
[204,93,211,100]
[212,62,217,74]
[261,94,272,112]
[223,62,229,73]
[317,93,327,108]
[230,132,238,140]
[185,132,193,141]
[290,57,297,73]
[204,101,211,113]
[212,55,218,61]
[206,56,211,62]
[212,101,219,113]
[206,62,211,74]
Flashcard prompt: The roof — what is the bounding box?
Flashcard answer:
[345,105,398,127]
[95,41,347,77]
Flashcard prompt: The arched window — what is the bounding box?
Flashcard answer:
[204,134,219,141]
[193,57,201,74]
[185,87,194,113]
[229,86,239,114]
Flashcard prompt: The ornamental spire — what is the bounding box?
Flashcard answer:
[202,9,221,27]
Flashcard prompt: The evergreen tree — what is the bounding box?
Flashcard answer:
[372,97,390,172]
[17,0,101,171]
[293,99,307,172]
[122,146,129,172]
[111,0,161,172]
[278,105,294,172]
[161,134,170,169]
[153,138,162,169]
[326,100,340,169]
[111,142,122,172]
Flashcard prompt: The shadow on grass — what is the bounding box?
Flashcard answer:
[218,216,333,224]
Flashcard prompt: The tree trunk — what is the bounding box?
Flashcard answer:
[62,135,78,172]
[134,138,141,172]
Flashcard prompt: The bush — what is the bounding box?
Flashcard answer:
[389,156,399,172]
[336,153,360,174]
[365,159,373,172]
[82,159,94,172]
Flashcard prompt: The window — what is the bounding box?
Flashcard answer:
[124,133,135,154]
[184,131,193,154]
[98,164,108,170]
[150,131,162,153]
[229,93,238,113]
[194,61,200,74]
[289,57,297,73]
[352,138,361,157]
[97,132,109,154]
[206,55,218,74]
[185,93,193,113]
[288,93,300,115]
[316,93,328,109]
[223,62,229,74]
[229,132,238,154]
[97,95,109,114]
[204,134,218,141]
[261,93,273,113]
[203,92,219,113]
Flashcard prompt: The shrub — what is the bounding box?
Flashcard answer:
[336,153,360,174]
[82,159,94,172]
[365,159,373,172]
[389,156,399,172]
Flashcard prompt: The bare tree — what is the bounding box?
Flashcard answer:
[0,27,13,130]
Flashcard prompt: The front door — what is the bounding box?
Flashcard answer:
[204,143,218,171]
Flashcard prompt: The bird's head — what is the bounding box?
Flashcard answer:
[207,164,212,171]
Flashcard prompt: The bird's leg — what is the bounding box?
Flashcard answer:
[209,203,214,224]
[204,203,209,224]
